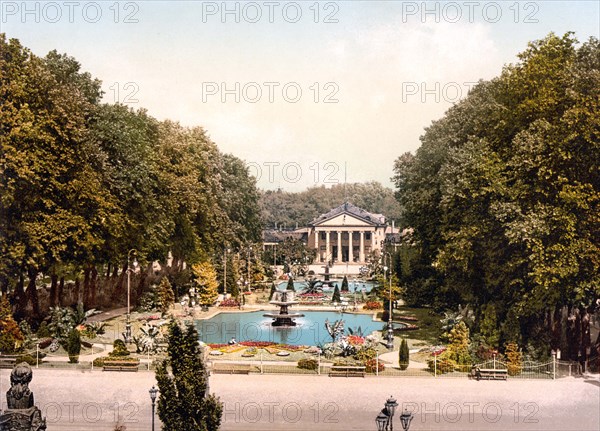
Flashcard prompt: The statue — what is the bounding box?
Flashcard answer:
[0,363,46,431]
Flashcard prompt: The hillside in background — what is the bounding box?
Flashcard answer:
[259,182,403,228]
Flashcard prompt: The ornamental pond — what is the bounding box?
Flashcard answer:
[195,310,385,346]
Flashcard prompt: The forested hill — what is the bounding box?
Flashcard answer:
[259,182,403,228]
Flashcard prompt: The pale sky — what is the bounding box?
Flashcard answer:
[2,1,599,191]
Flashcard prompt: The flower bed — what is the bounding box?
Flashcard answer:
[347,335,365,346]
[397,315,418,322]
[363,301,382,310]
[219,298,240,307]
[397,323,419,331]
[239,341,275,348]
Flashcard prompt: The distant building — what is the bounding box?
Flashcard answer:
[263,202,400,275]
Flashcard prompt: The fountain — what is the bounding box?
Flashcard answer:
[263,290,305,327]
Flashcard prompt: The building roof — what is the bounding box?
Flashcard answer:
[262,229,308,244]
[309,202,386,227]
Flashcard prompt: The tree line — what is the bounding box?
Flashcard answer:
[259,182,403,229]
[0,34,262,322]
[392,33,599,362]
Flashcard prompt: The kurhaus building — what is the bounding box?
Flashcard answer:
[263,203,399,275]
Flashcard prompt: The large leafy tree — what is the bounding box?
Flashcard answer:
[393,33,599,358]
[1,34,264,325]
[155,321,222,431]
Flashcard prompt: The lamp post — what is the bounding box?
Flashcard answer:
[223,248,230,295]
[125,249,138,344]
[375,396,413,431]
[149,385,158,431]
[384,251,394,350]
[247,246,252,293]
[385,396,398,431]
[399,409,414,431]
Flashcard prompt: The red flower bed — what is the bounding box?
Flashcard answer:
[347,335,365,346]
[363,301,383,310]
[208,343,228,349]
[219,298,240,307]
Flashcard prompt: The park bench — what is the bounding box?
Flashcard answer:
[471,367,507,381]
[328,365,366,377]
[211,362,251,375]
[0,357,15,369]
[102,360,140,372]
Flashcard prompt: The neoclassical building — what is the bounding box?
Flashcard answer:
[307,203,388,265]
[263,203,396,274]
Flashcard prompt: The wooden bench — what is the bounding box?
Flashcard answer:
[103,360,140,372]
[0,358,15,369]
[328,365,366,377]
[471,367,507,380]
[211,363,251,375]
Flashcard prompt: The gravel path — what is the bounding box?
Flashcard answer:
[3,368,597,431]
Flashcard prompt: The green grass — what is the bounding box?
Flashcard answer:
[378,306,443,344]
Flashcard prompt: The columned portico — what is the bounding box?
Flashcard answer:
[307,203,387,268]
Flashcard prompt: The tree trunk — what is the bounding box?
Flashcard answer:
[57,277,65,307]
[25,266,41,321]
[49,272,58,308]
[74,277,81,307]
[83,267,91,309]
[90,265,98,308]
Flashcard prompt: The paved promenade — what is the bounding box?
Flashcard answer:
[3,368,598,431]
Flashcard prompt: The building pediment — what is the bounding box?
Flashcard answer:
[314,213,378,227]
[310,202,385,227]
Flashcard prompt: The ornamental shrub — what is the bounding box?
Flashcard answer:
[505,342,523,376]
[297,358,319,370]
[354,347,377,362]
[110,339,130,357]
[66,328,81,363]
[399,339,409,370]
[364,358,384,373]
[427,351,457,375]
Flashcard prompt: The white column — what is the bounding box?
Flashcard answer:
[359,231,365,263]
[337,230,342,263]
[315,229,320,261]
[325,231,330,263]
[349,231,354,262]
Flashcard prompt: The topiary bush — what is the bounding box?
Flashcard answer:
[66,328,81,363]
[399,339,409,370]
[110,339,130,357]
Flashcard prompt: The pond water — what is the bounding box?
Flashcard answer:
[195,310,384,346]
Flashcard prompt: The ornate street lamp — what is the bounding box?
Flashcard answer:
[383,251,394,350]
[375,397,413,431]
[385,396,398,430]
[125,249,138,344]
[149,385,158,431]
[399,409,414,431]
[376,411,389,431]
